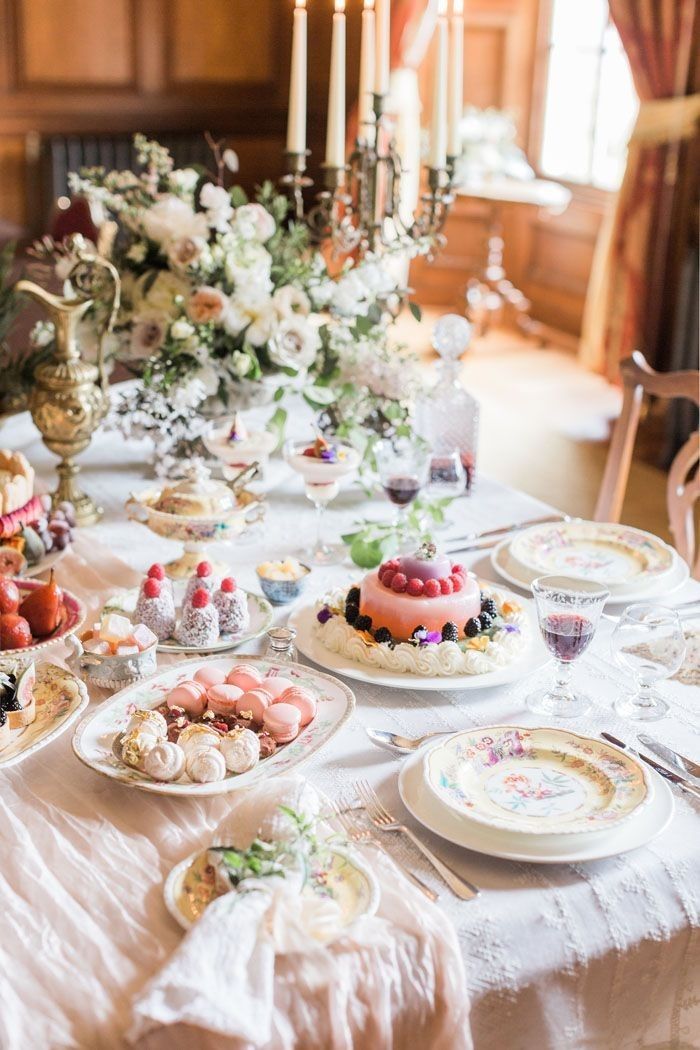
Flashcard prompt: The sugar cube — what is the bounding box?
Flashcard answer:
[115,644,139,656]
[99,613,133,645]
[83,638,111,655]
[130,623,158,651]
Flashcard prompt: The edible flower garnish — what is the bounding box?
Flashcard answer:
[413,628,442,646]
[316,606,333,624]
[227,413,249,443]
[302,436,342,463]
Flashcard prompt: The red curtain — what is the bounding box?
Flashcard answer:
[581,0,700,379]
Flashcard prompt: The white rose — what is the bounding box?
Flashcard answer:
[169,167,200,194]
[267,316,321,371]
[272,285,310,319]
[142,196,208,246]
[167,236,206,271]
[224,242,272,288]
[128,318,165,360]
[235,203,276,243]
[170,319,195,340]
[200,183,234,231]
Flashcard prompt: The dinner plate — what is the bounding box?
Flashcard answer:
[491,537,689,606]
[0,578,85,661]
[510,521,674,588]
[164,845,379,931]
[423,726,651,835]
[0,663,89,769]
[398,743,674,863]
[104,583,273,654]
[72,654,355,796]
[288,597,549,692]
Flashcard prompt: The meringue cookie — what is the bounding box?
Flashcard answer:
[120,728,158,769]
[220,728,260,774]
[177,723,221,754]
[143,741,186,782]
[185,746,227,783]
[124,708,168,739]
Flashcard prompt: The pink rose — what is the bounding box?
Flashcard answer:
[187,286,228,325]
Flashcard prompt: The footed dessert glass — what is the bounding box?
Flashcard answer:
[283,438,360,565]
[610,603,685,721]
[526,575,609,719]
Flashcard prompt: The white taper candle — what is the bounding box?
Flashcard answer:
[286,0,308,155]
[448,0,464,158]
[325,0,347,167]
[374,0,390,96]
[428,0,448,169]
[359,0,376,135]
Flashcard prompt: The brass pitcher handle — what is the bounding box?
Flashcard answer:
[67,237,121,395]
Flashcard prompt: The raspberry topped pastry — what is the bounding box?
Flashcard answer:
[176,588,220,648]
[213,577,250,635]
[135,577,176,641]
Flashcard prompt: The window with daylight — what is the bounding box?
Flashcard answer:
[539,0,639,191]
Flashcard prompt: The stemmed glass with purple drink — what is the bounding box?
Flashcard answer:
[375,436,431,526]
[526,575,610,719]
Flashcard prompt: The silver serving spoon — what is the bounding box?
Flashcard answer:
[366,727,452,754]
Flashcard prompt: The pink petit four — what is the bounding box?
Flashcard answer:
[83,638,111,655]
[184,561,221,602]
[194,665,227,689]
[130,623,158,651]
[207,683,244,716]
[226,664,263,692]
[166,680,207,717]
[263,702,301,743]
[135,578,176,642]
[260,675,294,699]
[236,687,273,724]
[214,577,250,635]
[115,643,140,656]
[277,686,316,727]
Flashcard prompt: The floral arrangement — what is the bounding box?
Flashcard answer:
[30,135,428,472]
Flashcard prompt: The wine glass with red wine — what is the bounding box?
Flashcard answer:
[375,437,431,527]
[526,575,610,718]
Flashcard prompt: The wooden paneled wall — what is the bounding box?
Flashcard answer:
[0,0,358,238]
[411,0,606,339]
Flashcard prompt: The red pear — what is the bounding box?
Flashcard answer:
[0,613,32,650]
[19,570,63,638]
[0,579,20,615]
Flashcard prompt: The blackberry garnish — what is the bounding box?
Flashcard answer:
[345,603,359,625]
[441,622,459,642]
[374,627,393,644]
[1,697,21,712]
[465,617,480,638]
[346,586,361,605]
[478,612,493,630]
[354,614,372,632]
[480,598,498,619]
[410,624,427,639]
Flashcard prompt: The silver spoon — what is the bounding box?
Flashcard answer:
[366,727,452,754]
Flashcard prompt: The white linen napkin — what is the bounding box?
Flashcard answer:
[128,775,472,1050]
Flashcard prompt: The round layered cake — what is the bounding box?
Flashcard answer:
[358,547,480,641]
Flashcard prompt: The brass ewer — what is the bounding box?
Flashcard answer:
[15,236,120,525]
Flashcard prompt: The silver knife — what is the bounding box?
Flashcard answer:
[637,734,700,781]
[601,732,700,801]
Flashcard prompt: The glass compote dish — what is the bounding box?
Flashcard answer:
[283,436,360,566]
[610,603,686,721]
[527,575,610,718]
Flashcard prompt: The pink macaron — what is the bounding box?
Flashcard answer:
[263,702,301,744]
[276,686,317,727]
[207,683,244,716]
[236,687,273,724]
[194,665,228,690]
[226,664,263,692]
[260,675,295,700]
[165,680,207,717]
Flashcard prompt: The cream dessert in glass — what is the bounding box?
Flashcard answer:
[284,436,360,565]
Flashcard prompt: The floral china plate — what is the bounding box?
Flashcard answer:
[72,655,355,797]
[509,521,674,588]
[104,583,274,655]
[423,726,652,835]
[0,662,89,769]
[164,845,379,931]
[0,578,85,663]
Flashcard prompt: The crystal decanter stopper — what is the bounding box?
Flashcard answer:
[415,314,480,493]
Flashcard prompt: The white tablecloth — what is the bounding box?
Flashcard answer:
[1,407,699,1050]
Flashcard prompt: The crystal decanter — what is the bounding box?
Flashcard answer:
[415,314,480,493]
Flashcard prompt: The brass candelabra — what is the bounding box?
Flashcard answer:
[282,94,456,259]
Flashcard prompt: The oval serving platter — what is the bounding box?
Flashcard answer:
[72,654,355,797]
[0,663,89,769]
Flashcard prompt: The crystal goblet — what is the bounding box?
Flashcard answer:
[610,603,685,721]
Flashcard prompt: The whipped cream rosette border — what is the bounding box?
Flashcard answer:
[314,585,528,677]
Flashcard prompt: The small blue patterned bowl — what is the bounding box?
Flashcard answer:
[256,563,311,605]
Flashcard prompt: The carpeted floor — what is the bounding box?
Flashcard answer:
[396,308,673,542]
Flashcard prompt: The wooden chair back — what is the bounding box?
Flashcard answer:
[595,351,700,577]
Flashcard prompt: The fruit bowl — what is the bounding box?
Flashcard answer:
[0,577,85,667]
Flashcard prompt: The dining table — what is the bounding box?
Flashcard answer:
[1,400,698,1050]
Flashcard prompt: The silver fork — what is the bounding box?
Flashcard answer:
[327,799,438,902]
[356,779,480,901]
